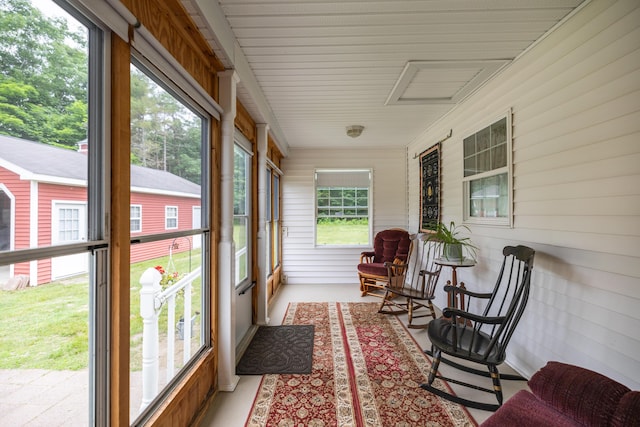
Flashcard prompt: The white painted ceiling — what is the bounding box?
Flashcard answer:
[183,0,586,152]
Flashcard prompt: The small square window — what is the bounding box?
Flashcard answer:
[130,205,142,233]
[165,206,178,229]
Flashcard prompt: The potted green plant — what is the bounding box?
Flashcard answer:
[428,221,478,261]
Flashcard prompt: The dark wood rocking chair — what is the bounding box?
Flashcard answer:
[420,245,535,411]
[378,233,443,328]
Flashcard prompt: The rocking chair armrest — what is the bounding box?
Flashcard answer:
[383,259,407,267]
[384,260,408,276]
[443,285,492,299]
[441,307,506,325]
[420,269,440,278]
[394,254,409,263]
[360,251,375,263]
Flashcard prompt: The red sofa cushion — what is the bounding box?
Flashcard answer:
[357,262,387,277]
[372,229,410,264]
[528,362,630,427]
[611,391,640,427]
[481,390,583,427]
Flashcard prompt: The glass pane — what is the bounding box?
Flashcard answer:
[129,238,203,419]
[0,254,91,424]
[343,194,355,206]
[130,65,203,235]
[234,146,247,216]
[497,173,509,217]
[463,135,475,157]
[234,217,248,283]
[464,155,476,177]
[266,225,272,274]
[266,169,272,222]
[129,63,205,422]
[469,174,508,218]
[476,126,490,151]
[491,118,507,146]
[273,175,279,220]
[492,143,507,169]
[477,150,490,173]
[0,0,93,424]
[272,220,279,267]
[316,218,369,245]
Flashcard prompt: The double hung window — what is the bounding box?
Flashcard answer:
[234,139,251,288]
[265,166,281,275]
[315,169,371,246]
[131,205,142,232]
[165,206,178,229]
[463,112,513,226]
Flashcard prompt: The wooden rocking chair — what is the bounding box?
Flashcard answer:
[357,228,411,298]
[421,245,535,411]
[378,233,443,328]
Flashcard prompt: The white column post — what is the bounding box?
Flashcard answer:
[217,70,240,391]
[139,267,162,411]
[256,124,270,325]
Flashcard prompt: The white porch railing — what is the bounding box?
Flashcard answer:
[138,265,201,412]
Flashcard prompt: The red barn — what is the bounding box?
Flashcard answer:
[0,135,201,287]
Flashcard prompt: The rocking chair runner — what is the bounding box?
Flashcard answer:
[378,233,443,328]
[421,245,535,412]
[357,228,411,297]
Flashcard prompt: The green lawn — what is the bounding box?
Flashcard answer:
[0,249,200,371]
[0,221,367,370]
[0,278,89,370]
[316,221,369,245]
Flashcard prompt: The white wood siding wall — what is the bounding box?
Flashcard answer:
[406,0,640,388]
[281,148,407,285]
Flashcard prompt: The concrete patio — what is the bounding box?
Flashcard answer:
[0,369,146,426]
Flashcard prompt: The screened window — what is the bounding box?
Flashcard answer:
[234,143,251,287]
[265,167,273,274]
[0,1,107,424]
[131,205,142,232]
[463,114,512,225]
[315,169,371,246]
[129,60,209,423]
[264,166,282,276]
[271,173,280,269]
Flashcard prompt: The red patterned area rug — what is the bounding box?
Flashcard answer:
[245,302,476,426]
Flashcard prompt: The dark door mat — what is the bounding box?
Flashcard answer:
[236,325,315,375]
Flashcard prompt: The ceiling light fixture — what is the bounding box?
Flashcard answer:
[346,125,364,138]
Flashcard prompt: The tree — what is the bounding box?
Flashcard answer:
[0,0,87,147]
[130,66,203,184]
[0,0,203,184]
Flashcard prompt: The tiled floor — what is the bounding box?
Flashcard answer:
[0,368,147,426]
[0,369,88,426]
[197,284,529,426]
